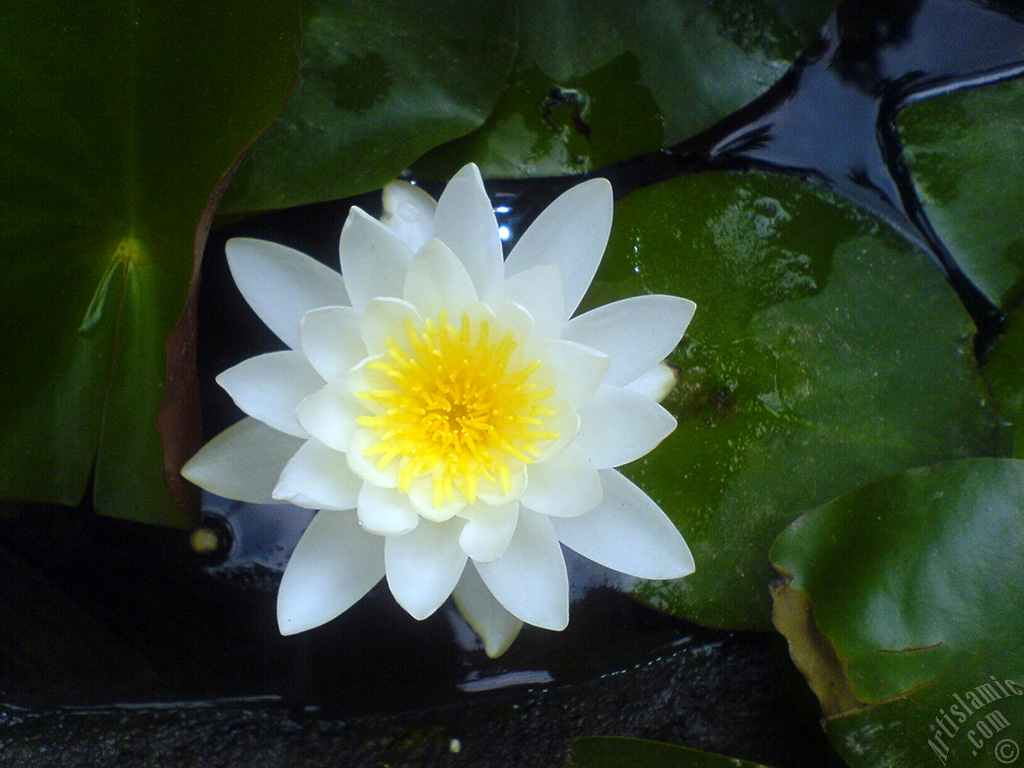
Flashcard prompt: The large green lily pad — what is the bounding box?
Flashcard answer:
[566,736,780,768]
[771,458,1024,768]
[0,1,301,526]
[415,0,835,179]
[219,0,516,215]
[590,171,1005,630]
[898,76,1024,312]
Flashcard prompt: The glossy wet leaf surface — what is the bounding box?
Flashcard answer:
[898,76,1024,312]
[770,458,1024,768]
[590,171,1004,630]
[219,0,516,215]
[566,736,780,768]
[0,1,301,525]
[415,0,834,179]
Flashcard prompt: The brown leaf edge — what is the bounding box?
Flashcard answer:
[770,566,864,719]
[156,6,305,524]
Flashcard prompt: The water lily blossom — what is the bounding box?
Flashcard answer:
[183,164,695,656]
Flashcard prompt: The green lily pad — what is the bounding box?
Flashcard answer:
[0,2,301,526]
[770,458,1024,768]
[415,0,835,179]
[589,171,1005,630]
[898,76,1024,312]
[566,736,780,768]
[219,0,516,215]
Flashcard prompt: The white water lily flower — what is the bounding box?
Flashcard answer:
[183,164,695,657]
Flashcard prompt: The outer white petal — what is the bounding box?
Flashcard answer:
[226,238,349,350]
[530,339,609,408]
[562,295,695,386]
[182,417,303,503]
[476,509,568,630]
[496,264,565,340]
[300,306,366,382]
[626,362,678,403]
[452,562,524,658]
[458,501,519,562]
[385,519,467,620]
[520,442,602,518]
[216,351,322,438]
[576,385,676,469]
[357,483,420,536]
[504,178,612,318]
[277,509,385,635]
[339,207,415,311]
[359,297,421,356]
[551,468,694,579]
[381,180,437,253]
[273,440,362,510]
[346,428,399,489]
[403,238,478,319]
[430,163,504,301]
[295,381,362,453]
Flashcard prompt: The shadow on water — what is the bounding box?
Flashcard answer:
[3,0,1024,766]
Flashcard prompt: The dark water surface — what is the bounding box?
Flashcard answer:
[3,1,1024,766]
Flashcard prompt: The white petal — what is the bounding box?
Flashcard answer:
[359,297,421,356]
[277,509,384,635]
[408,474,467,521]
[521,442,602,518]
[403,238,478,319]
[576,385,676,469]
[226,238,349,349]
[504,178,612,318]
[273,440,362,510]
[431,163,504,301]
[551,469,694,579]
[216,351,322,438]
[345,427,400,489]
[300,306,366,382]
[452,562,523,658]
[458,502,519,562]
[530,339,609,408]
[385,519,467,620]
[381,180,437,253]
[626,362,678,403]
[339,207,415,311]
[496,264,565,340]
[563,295,695,386]
[295,381,363,453]
[476,509,568,630]
[357,483,420,535]
[182,418,302,503]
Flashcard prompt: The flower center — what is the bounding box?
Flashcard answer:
[355,311,558,509]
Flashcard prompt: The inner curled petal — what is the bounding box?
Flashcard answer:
[353,309,559,510]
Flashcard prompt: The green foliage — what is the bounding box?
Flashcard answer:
[899,77,1024,311]
[589,171,1005,630]
[0,1,301,525]
[219,0,517,215]
[772,459,1024,768]
[415,0,835,179]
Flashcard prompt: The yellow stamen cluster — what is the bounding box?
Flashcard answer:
[356,311,558,509]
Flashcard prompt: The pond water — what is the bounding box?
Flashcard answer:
[3,1,1023,765]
